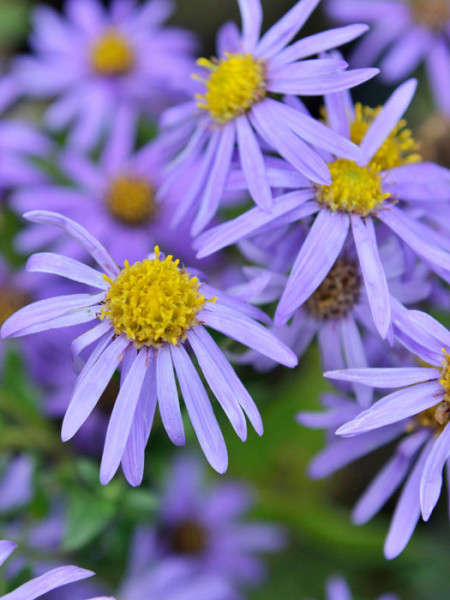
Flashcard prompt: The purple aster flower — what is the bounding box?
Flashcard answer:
[227,233,431,408]
[1,211,297,484]
[0,539,94,599]
[158,0,378,234]
[12,125,201,266]
[196,79,450,338]
[12,0,196,150]
[318,312,450,556]
[125,455,284,598]
[312,575,398,600]
[326,0,450,115]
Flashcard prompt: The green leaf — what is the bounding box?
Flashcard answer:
[63,490,117,552]
[0,1,30,48]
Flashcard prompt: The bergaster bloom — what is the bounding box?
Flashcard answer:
[12,0,196,149]
[127,456,284,596]
[11,123,199,266]
[196,79,450,338]
[1,211,297,484]
[159,0,377,234]
[321,312,450,556]
[227,235,431,408]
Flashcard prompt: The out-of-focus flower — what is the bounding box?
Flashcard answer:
[0,539,94,599]
[119,557,235,600]
[12,0,196,149]
[125,455,284,598]
[11,127,199,266]
[315,312,450,557]
[1,211,297,484]
[325,0,450,115]
[311,575,398,600]
[159,0,377,234]
[0,122,51,195]
[196,80,450,338]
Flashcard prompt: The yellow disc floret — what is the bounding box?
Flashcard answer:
[107,176,156,226]
[101,249,210,348]
[90,30,134,75]
[350,103,421,171]
[317,159,390,216]
[194,52,267,124]
[440,349,450,401]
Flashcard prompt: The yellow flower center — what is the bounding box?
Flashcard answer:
[440,349,450,401]
[316,159,390,216]
[194,52,267,124]
[305,258,361,320]
[410,0,450,30]
[101,248,210,348]
[107,176,156,226]
[90,30,134,76]
[414,350,450,434]
[0,289,29,326]
[350,103,421,171]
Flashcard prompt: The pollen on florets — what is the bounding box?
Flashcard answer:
[101,248,211,348]
[194,52,267,125]
[305,258,361,320]
[107,175,156,226]
[90,30,134,75]
[316,159,390,216]
[350,103,421,171]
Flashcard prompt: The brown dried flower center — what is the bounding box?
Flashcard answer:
[410,0,450,30]
[167,519,209,555]
[305,258,361,320]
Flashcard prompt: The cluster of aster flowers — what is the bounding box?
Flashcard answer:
[0,0,448,598]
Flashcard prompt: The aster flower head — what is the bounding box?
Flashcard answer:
[320,312,450,556]
[196,79,450,338]
[227,234,432,408]
[0,540,95,599]
[13,0,196,149]
[128,455,284,596]
[1,211,297,484]
[159,0,378,234]
[311,575,398,600]
[12,124,198,265]
[326,0,450,115]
